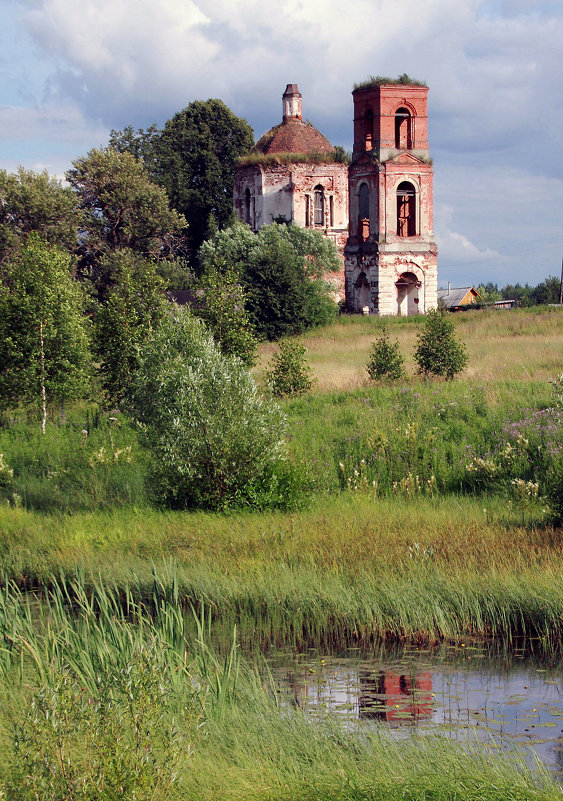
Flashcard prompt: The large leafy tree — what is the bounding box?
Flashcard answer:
[110,100,254,258]
[531,276,560,305]
[199,223,339,341]
[0,167,81,263]
[108,123,159,167]
[66,148,187,296]
[0,235,90,431]
[94,250,168,405]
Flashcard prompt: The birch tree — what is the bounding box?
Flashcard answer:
[0,236,90,431]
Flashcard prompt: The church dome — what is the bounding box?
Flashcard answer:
[252,84,334,156]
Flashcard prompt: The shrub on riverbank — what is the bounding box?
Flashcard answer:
[126,309,294,511]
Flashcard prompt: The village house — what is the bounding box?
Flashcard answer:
[233,79,438,316]
[438,285,482,310]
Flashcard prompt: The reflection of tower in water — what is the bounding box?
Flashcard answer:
[359,669,433,723]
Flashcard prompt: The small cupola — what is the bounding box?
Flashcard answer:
[282,84,303,122]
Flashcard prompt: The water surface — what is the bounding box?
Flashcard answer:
[267,642,563,777]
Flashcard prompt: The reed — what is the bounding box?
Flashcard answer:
[0,578,560,800]
[1,497,561,648]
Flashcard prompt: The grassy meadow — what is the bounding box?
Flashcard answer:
[259,305,563,390]
[1,306,562,799]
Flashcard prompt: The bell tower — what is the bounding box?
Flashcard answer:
[344,79,438,315]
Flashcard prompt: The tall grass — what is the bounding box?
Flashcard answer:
[1,500,561,648]
[0,577,560,800]
[0,407,146,512]
[256,307,563,392]
[0,307,561,646]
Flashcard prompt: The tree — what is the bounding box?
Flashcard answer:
[94,250,168,404]
[268,340,314,397]
[190,260,257,366]
[366,329,404,381]
[531,276,560,305]
[146,100,254,256]
[0,235,90,431]
[501,283,533,306]
[475,282,501,303]
[126,308,287,511]
[108,123,160,167]
[413,308,468,380]
[0,167,81,263]
[66,148,187,296]
[199,223,338,341]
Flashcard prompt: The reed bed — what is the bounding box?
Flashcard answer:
[0,577,560,801]
[1,495,561,648]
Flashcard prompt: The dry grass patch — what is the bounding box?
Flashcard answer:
[256,307,563,393]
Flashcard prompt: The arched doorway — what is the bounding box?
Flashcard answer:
[314,185,325,226]
[395,107,412,149]
[355,271,370,312]
[358,182,370,240]
[396,272,420,316]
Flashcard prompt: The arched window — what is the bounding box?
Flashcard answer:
[397,182,416,237]
[364,109,374,151]
[314,185,324,226]
[358,182,370,240]
[395,107,412,149]
[244,188,251,225]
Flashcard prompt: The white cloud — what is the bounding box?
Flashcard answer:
[4,0,563,286]
[436,162,563,286]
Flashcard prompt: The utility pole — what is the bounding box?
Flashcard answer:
[560,255,563,304]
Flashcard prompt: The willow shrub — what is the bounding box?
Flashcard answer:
[127,308,300,511]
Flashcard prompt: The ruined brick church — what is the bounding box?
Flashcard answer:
[233,80,438,315]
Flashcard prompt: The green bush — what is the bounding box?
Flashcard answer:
[414,308,468,380]
[268,340,313,398]
[8,647,192,801]
[190,260,257,366]
[366,329,404,381]
[127,307,291,510]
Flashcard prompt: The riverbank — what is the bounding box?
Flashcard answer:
[1,494,561,647]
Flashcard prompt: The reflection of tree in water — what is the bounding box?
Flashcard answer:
[286,670,309,709]
[359,669,433,723]
[553,736,563,774]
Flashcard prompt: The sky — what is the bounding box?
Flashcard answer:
[1,0,563,289]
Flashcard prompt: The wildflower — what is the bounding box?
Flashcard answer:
[0,454,14,479]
